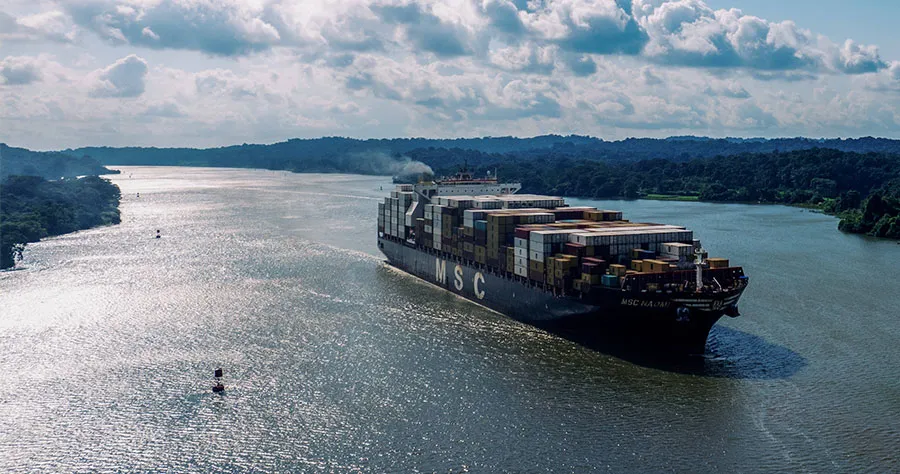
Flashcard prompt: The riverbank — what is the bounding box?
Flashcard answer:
[0,175,122,269]
[605,194,898,240]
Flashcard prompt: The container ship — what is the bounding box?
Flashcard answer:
[376,169,748,354]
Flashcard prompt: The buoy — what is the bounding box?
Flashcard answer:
[212,368,225,393]
[155,229,161,239]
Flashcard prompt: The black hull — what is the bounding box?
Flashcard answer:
[378,237,746,354]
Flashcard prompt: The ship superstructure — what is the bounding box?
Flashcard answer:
[377,172,748,353]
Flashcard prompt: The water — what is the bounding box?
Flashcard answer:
[1,167,898,472]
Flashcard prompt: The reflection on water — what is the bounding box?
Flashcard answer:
[547,324,808,380]
[0,167,897,472]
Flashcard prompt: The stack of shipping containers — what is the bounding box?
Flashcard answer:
[380,189,729,294]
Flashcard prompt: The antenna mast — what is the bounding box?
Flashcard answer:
[694,248,705,291]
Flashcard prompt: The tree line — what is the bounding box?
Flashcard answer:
[1,143,119,180]
[418,148,900,239]
[0,175,122,268]
[63,136,900,169]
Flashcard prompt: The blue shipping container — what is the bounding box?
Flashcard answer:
[601,274,619,287]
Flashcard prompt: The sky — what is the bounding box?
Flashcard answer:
[2,0,900,150]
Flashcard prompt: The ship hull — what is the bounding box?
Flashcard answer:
[378,237,744,354]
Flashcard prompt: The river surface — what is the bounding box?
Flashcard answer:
[1,167,898,472]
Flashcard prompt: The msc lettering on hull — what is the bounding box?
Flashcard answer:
[620,299,670,308]
[435,259,446,284]
[434,258,486,299]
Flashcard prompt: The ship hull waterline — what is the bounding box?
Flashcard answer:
[378,237,744,355]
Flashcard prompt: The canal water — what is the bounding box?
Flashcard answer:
[1,167,897,472]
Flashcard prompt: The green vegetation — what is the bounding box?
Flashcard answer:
[0,175,121,269]
[1,143,119,180]
[643,194,700,202]
[62,136,900,170]
[421,148,900,240]
[833,189,900,239]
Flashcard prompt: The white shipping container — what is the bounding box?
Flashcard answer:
[661,242,694,257]
[530,230,573,244]
[514,266,528,277]
[514,237,529,249]
[514,247,528,258]
[473,199,503,209]
[514,257,528,267]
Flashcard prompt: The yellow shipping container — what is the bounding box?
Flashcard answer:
[631,259,644,271]
[707,258,729,268]
[609,264,627,277]
[582,273,601,284]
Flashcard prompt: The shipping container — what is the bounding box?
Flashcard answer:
[661,242,694,257]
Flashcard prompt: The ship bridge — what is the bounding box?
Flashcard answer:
[414,167,521,200]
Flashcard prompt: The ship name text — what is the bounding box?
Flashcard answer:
[621,299,670,308]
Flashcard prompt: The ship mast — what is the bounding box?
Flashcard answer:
[694,248,704,291]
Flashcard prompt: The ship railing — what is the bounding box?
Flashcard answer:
[621,268,746,293]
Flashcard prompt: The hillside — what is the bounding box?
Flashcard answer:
[62,136,900,173]
[0,143,119,179]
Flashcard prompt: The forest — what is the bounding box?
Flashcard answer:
[417,148,900,239]
[64,136,900,169]
[0,176,122,269]
[1,143,118,179]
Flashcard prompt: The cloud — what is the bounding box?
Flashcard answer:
[373,3,473,57]
[523,0,648,55]
[65,0,280,56]
[143,101,185,117]
[6,0,887,79]
[488,43,557,74]
[480,0,526,35]
[862,61,900,93]
[563,53,598,76]
[835,39,885,74]
[631,1,887,75]
[0,10,78,43]
[89,54,148,98]
[704,81,750,98]
[0,56,43,85]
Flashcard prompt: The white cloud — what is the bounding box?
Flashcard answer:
[0,10,78,43]
[632,0,886,74]
[0,56,44,85]
[143,100,185,117]
[65,0,281,56]
[89,54,148,98]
